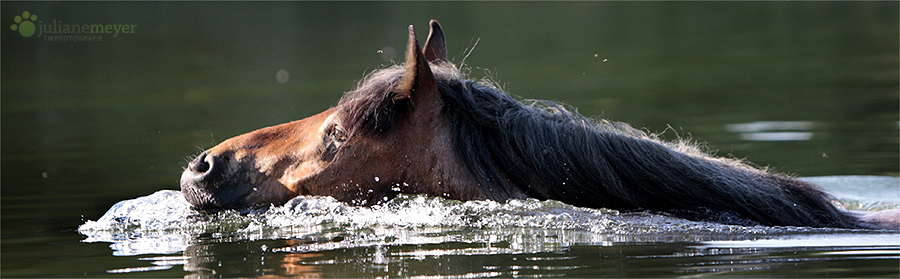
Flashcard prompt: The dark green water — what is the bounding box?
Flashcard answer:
[2,2,898,278]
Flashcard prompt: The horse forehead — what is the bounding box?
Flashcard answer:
[265,107,336,134]
[212,107,337,153]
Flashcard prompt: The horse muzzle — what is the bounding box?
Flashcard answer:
[180,151,251,210]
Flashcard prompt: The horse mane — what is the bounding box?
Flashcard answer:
[340,62,865,228]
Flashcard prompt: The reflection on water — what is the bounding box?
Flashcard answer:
[726,121,816,133]
[726,121,815,141]
[107,264,174,274]
[681,234,900,276]
[804,176,900,211]
[77,176,900,277]
[106,231,900,278]
[737,132,813,141]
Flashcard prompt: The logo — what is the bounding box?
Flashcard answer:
[9,11,137,42]
[10,11,37,37]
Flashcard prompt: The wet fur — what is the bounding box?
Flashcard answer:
[340,62,869,228]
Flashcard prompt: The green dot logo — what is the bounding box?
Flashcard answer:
[10,11,37,37]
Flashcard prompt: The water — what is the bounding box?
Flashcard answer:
[76,177,899,278]
[2,2,898,278]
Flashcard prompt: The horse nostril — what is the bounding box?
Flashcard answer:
[189,156,210,173]
[188,152,217,174]
[181,151,229,195]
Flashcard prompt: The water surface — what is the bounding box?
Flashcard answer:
[77,176,899,278]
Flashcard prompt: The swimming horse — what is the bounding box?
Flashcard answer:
[181,20,898,230]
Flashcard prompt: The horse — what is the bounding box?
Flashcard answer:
[180,20,898,230]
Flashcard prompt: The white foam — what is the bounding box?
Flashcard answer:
[79,176,899,256]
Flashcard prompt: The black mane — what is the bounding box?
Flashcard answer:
[341,62,865,228]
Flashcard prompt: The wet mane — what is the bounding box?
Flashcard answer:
[339,62,862,228]
[338,62,464,136]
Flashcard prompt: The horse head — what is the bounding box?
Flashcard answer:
[179,20,507,210]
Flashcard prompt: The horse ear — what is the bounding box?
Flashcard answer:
[423,20,448,63]
[394,25,437,101]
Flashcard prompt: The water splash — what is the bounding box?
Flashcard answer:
[79,176,897,257]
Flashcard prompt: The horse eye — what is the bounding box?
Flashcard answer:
[322,125,346,162]
[330,126,347,143]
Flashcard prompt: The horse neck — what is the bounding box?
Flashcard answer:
[442,80,862,228]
